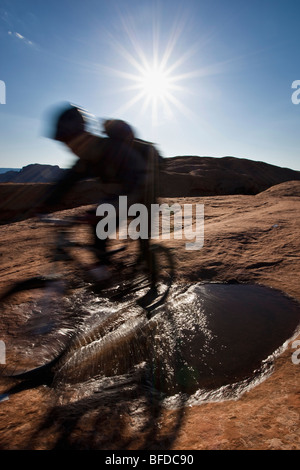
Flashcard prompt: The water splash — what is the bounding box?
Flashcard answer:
[2,281,299,408]
[52,282,300,407]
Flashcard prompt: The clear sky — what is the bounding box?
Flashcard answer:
[0,0,299,170]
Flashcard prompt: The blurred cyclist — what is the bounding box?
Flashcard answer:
[41,104,161,293]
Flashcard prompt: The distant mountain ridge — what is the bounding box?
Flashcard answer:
[0,168,20,174]
[0,164,65,183]
[0,157,299,197]
[160,155,300,196]
[1,156,300,223]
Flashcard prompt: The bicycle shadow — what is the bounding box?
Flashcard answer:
[1,300,188,450]
[27,368,186,450]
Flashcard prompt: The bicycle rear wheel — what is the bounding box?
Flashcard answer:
[95,240,175,311]
[149,243,174,289]
[0,277,73,376]
[133,243,175,312]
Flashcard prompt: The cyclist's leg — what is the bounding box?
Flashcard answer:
[136,201,159,308]
[87,202,122,282]
[139,238,157,288]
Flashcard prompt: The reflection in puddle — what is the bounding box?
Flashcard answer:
[53,282,300,407]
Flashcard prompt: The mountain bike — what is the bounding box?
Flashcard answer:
[0,214,175,379]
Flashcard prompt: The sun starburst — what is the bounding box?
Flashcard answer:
[139,64,171,100]
[106,14,198,125]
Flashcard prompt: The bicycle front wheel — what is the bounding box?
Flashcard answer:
[0,277,73,376]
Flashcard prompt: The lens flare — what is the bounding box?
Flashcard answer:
[105,12,201,125]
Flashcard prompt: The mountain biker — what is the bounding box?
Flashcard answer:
[40,104,160,296]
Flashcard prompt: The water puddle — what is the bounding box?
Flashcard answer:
[53,282,300,407]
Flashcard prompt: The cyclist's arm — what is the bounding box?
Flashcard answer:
[40,160,88,209]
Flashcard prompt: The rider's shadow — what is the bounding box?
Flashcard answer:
[25,365,186,450]
[4,302,186,450]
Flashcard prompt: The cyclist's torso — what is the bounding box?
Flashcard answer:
[71,134,147,194]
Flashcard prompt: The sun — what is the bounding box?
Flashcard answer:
[109,51,192,125]
[138,65,172,100]
[106,15,198,124]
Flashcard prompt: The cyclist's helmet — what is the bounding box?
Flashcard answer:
[53,104,86,143]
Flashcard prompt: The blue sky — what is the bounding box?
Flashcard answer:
[0,0,299,170]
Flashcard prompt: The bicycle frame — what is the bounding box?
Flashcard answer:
[39,215,175,309]
[38,216,143,292]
